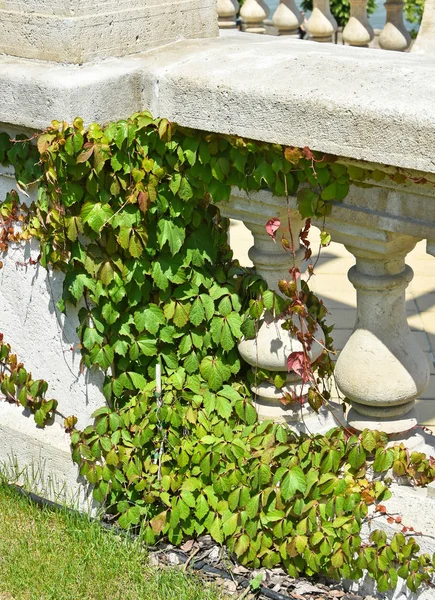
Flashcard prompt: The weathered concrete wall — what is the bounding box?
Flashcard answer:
[0,403,95,511]
[0,159,105,507]
[0,0,218,63]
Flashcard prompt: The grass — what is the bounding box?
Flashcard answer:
[0,484,228,600]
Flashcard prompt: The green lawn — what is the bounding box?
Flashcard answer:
[0,484,228,600]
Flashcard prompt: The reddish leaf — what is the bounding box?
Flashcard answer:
[287,351,310,383]
[76,143,95,163]
[289,267,300,281]
[138,190,150,213]
[280,391,296,406]
[150,511,167,534]
[320,153,337,163]
[265,218,280,242]
[302,146,314,161]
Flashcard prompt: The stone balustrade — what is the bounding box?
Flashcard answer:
[1,0,435,500]
[223,171,435,433]
[218,0,429,52]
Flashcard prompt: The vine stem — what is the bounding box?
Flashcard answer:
[155,360,166,482]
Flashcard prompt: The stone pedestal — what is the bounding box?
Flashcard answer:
[240,0,269,33]
[222,190,332,426]
[342,0,374,46]
[0,0,218,63]
[333,236,430,433]
[379,0,411,51]
[306,0,337,42]
[272,0,303,36]
[217,0,240,29]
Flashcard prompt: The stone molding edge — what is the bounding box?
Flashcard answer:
[0,34,434,173]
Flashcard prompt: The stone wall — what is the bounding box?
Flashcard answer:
[0,138,105,509]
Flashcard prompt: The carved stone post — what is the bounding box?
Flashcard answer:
[333,235,430,433]
[306,0,338,42]
[412,0,435,54]
[240,0,270,33]
[217,0,240,29]
[0,0,218,63]
[343,0,374,46]
[272,0,303,36]
[222,191,328,425]
[379,0,411,51]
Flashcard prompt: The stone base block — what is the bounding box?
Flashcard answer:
[347,406,419,435]
[254,397,345,434]
[0,0,218,63]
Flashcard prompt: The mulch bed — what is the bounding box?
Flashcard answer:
[150,535,375,600]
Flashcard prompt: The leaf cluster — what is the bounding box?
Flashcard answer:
[73,400,435,592]
[0,113,344,409]
[0,333,60,426]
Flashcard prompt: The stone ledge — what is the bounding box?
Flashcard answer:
[1,33,435,173]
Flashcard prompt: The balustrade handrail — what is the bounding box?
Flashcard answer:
[2,31,434,175]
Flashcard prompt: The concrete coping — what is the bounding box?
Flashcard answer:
[1,31,435,174]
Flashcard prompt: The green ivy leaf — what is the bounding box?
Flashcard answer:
[281,466,306,501]
[81,202,114,233]
[157,219,185,255]
[173,301,190,328]
[373,448,394,472]
[200,356,231,391]
[134,305,165,334]
[89,345,114,370]
[190,297,205,326]
[62,182,84,207]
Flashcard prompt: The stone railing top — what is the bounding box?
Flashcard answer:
[1,31,435,173]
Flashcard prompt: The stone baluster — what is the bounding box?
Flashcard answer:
[412,0,435,54]
[272,0,303,36]
[342,0,374,46]
[306,0,338,42]
[217,0,240,29]
[331,234,430,433]
[379,0,411,51]
[221,191,328,425]
[240,0,270,33]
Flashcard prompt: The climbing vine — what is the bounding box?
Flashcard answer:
[1,112,435,593]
